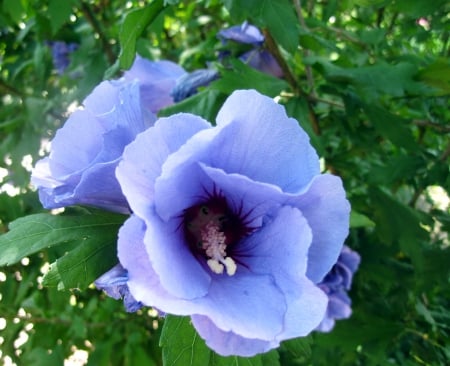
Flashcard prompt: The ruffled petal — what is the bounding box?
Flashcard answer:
[47,109,105,178]
[155,90,320,220]
[214,89,320,192]
[288,174,351,283]
[123,55,186,113]
[116,113,211,218]
[83,80,122,115]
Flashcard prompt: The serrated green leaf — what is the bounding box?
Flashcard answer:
[160,315,211,366]
[0,211,126,267]
[119,1,165,69]
[42,230,118,290]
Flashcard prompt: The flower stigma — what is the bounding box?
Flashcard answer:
[183,194,251,276]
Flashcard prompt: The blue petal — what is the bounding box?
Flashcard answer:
[116,113,211,219]
[288,174,351,283]
[192,315,276,357]
[95,264,143,312]
[143,209,211,299]
[214,90,320,192]
[171,69,219,102]
[83,80,122,115]
[32,82,151,213]
[241,49,283,78]
[155,90,320,220]
[123,55,186,113]
[218,22,265,45]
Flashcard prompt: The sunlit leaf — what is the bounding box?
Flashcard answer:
[119,0,165,69]
[0,210,126,267]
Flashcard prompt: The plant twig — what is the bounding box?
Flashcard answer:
[80,1,116,64]
[293,0,316,96]
[413,120,450,133]
[262,29,299,95]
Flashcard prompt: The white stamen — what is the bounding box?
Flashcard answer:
[201,222,237,276]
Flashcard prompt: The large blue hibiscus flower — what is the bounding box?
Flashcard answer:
[114,89,350,356]
[31,56,185,213]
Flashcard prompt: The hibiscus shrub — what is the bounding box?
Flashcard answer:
[0,0,449,365]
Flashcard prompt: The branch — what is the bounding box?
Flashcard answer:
[293,0,316,96]
[413,120,450,133]
[79,1,116,65]
[262,29,299,95]
[0,78,24,97]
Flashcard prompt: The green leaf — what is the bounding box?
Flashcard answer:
[42,229,118,290]
[417,59,450,95]
[369,187,430,266]
[48,0,74,34]
[119,0,165,69]
[363,104,416,151]
[211,60,288,98]
[222,0,260,20]
[160,315,212,366]
[259,0,298,54]
[280,336,312,362]
[350,211,375,228]
[159,89,227,123]
[2,0,25,24]
[0,210,126,267]
[160,315,280,366]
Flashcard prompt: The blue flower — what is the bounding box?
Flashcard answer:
[218,22,265,45]
[95,264,143,312]
[171,69,220,102]
[31,56,184,213]
[218,22,283,78]
[47,41,78,75]
[110,89,350,356]
[123,55,186,113]
[316,245,361,332]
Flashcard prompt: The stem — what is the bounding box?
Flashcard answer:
[413,120,450,133]
[0,78,24,97]
[80,1,116,65]
[293,0,316,96]
[262,29,299,94]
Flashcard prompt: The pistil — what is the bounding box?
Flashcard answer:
[201,221,237,276]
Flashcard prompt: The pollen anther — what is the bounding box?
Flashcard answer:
[201,221,237,276]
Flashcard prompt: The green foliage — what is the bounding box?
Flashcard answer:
[160,316,280,365]
[0,0,449,365]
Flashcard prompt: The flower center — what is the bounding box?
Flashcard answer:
[183,195,247,276]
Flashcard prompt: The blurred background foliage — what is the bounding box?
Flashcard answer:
[0,0,449,365]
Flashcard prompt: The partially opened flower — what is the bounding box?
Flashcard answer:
[31,56,184,213]
[171,68,219,102]
[316,245,361,332]
[110,89,350,356]
[47,41,78,75]
[218,22,283,78]
[95,264,143,313]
